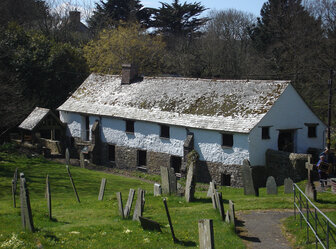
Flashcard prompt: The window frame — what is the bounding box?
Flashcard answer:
[261,126,270,140]
[305,123,318,138]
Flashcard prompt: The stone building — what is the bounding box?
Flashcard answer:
[57,64,326,187]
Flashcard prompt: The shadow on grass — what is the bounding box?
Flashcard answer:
[317,199,336,204]
[174,238,197,247]
[193,197,212,204]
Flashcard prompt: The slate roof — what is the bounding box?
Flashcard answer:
[57,73,290,133]
[19,107,50,131]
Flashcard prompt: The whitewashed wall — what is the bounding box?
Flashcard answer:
[59,111,250,164]
[249,84,326,166]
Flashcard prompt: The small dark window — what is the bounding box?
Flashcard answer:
[262,127,270,139]
[221,173,231,186]
[160,125,170,138]
[222,134,233,147]
[125,120,134,133]
[108,144,115,161]
[308,126,317,138]
[85,116,90,141]
[138,150,146,166]
[171,156,182,173]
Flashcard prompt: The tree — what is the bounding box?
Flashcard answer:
[151,0,208,39]
[83,23,166,76]
[87,0,151,33]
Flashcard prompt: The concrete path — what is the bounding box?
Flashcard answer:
[236,210,293,249]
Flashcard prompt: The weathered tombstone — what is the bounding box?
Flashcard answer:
[242,165,256,196]
[284,177,294,194]
[46,175,52,220]
[168,167,177,194]
[116,192,124,219]
[66,166,80,202]
[266,176,278,195]
[139,216,161,232]
[12,168,18,208]
[207,182,216,197]
[161,166,170,194]
[153,183,162,196]
[185,159,196,202]
[163,198,177,243]
[305,156,317,201]
[225,210,230,223]
[211,191,217,209]
[98,178,107,201]
[229,200,236,227]
[79,152,85,168]
[133,188,145,221]
[65,148,70,165]
[214,190,221,210]
[217,192,225,221]
[20,173,34,232]
[123,189,135,218]
[198,219,215,249]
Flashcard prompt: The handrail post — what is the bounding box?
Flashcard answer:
[294,184,296,219]
[306,197,309,244]
[299,191,302,228]
[315,208,318,249]
[327,222,329,249]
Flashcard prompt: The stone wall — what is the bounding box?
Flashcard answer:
[197,161,243,187]
[115,145,137,170]
[266,149,309,185]
[147,151,170,174]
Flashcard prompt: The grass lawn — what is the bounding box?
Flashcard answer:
[0,149,335,249]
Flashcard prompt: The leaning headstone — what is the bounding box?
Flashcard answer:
[20,173,35,232]
[161,166,170,194]
[79,152,85,168]
[139,216,161,232]
[229,200,236,227]
[217,192,225,221]
[98,178,107,201]
[198,219,214,249]
[124,189,135,218]
[266,176,278,195]
[116,192,124,219]
[225,210,230,223]
[185,160,196,202]
[46,175,52,220]
[163,198,177,243]
[284,178,294,194]
[153,183,162,196]
[305,156,317,201]
[66,166,80,202]
[65,148,70,165]
[211,191,217,209]
[207,182,216,197]
[133,188,145,221]
[168,167,177,194]
[242,165,256,196]
[214,190,221,210]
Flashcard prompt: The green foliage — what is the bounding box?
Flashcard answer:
[83,23,166,75]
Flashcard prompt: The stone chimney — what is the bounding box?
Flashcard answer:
[69,11,80,25]
[121,64,138,84]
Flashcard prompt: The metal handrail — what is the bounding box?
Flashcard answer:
[293,183,336,249]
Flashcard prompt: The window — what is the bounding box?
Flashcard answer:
[222,134,233,147]
[262,127,270,139]
[125,120,134,133]
[221,173,231,186]
[137,150,147,166]
[85,116,90,141]
[160,124,170,138]
[108,144,115,161]
[308,126,317,138]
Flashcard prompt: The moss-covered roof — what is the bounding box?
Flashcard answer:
[19,107,50,131]
[58,73,290,133]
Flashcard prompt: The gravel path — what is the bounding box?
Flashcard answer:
[237,210,293,249]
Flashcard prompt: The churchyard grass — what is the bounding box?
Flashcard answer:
[0,151,335,248]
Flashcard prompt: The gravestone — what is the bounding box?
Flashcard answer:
[284,178,294,194]
[229,200,236,227]
[266,176,278,195]
[161,166,170,194]
[211,191,217,209]
[153,183,162,196]
[168,167,177,194]
[116,192,124,218]
[305,155,317,201]
[225,210,230,223]
[185,160,196,202]
[65,148,70,165]
[98,178,107,201]
[79,152,85,168]
[139,216,161,232]
[66,166,80,202]
[217,192,225,221]
[163,198,177,243]
[12,168,18,208]
[198,219,214,249]
[242,165,256,196]
[46,175,52,220]
[124,189,135,218]
[207,182,216,197]
[20,173,35,232]
[133,188,145,221]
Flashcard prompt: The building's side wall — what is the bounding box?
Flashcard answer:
[249,84,326,166]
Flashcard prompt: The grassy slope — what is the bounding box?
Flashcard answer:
[0,151,335,248]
